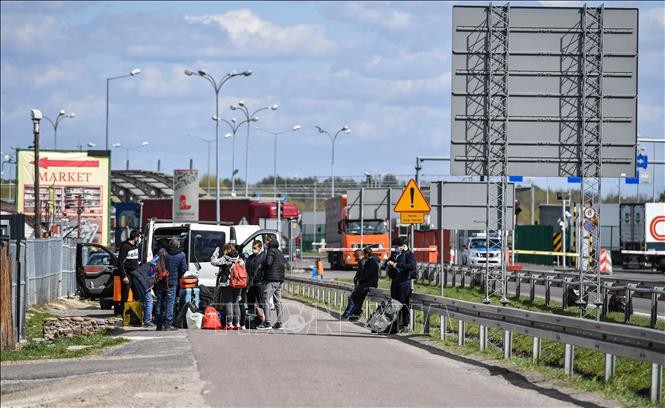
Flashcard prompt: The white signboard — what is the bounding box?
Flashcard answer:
[645,202,665,246]
[173,169,199,222]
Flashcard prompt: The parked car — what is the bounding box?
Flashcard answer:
[461,235,502,266]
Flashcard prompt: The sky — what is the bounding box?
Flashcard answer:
[1,1,663,197]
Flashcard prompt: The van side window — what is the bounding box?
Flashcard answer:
[192,231,226,263]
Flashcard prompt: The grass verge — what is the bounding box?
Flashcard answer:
[1,308,126,362]
[286,285,664,408]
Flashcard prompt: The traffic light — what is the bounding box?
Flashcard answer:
[514,199,522,216]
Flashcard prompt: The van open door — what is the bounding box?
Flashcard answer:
[76,243,117,309]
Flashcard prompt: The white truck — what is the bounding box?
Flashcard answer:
[620,202,665,272]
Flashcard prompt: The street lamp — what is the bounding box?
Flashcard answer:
[106,68,141,151]
[184,68,252,224]
[315,125,351,197]
[230,102,278,197]
[113,141,149,170]
[254,125,301,198]
[215,116,249,197]
[76,142,96,151]
[188,134,215,196]
[43,110,75,150]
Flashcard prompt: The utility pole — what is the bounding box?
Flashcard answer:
[31,109,43,238]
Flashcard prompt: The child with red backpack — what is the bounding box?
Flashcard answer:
[211,243,247,329]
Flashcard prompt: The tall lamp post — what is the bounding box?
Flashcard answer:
[254,125,302,198]
[230,102,278,197]
[188,134,214,196]
[218,116,254,197]
[43,110,75,149]
[185,69,252,225]
[106,68,141,150]
[315,125,351,197]
[113,141,149,170]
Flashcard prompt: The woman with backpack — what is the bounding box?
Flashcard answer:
[211,243,246,330]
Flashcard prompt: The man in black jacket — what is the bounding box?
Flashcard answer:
[257,238,285,330]
[386,237,416,332]
[348,247,380,320]
[245,240,266,326]
[342,249,364,319]
[115,230,141,316]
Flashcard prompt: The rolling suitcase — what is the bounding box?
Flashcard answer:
[179,287,201,310]
[366,297,402,334]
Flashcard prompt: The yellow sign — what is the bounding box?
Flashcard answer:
[17,150,110,245]
[394,179,431,213]
[400,212,425,224]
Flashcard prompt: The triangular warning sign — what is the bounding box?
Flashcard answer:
[394,179,431,213]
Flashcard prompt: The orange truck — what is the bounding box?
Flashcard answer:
[323,195,390,269]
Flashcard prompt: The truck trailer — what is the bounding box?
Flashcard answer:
[620,202,665,272]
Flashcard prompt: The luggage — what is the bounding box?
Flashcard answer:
[367,297,402,334]
[186,308,204,329]
[123,300,143,327]
[175,300,197,329]
[202,306,223,330]
[180,276,199,289]
[179,287,201,310]
[199,286,214,310]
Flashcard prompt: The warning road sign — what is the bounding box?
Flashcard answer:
[394,179,431,213]
[584,207,596,219]
[400,212,425,224]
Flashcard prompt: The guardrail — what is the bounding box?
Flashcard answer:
[407,263,664,328]
[283,275,664,403]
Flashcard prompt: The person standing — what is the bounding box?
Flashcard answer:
[212,243,243,329]
[245,240,266,327]
[257,239,285,330]
[348,246,380,320]
[115,230,141,316]
[154,239,187,331]
[386,237,416,333]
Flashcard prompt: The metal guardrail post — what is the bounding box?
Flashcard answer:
[652,363,662,403]
[601,285,609,318]
[504,330,512,359]
[423,307,430,335]
[443,265,448,289]
[480,325,487,351]
[365,300,369,320]
[604,354,616,382]
[529,275,537,303]
[545,276,551,307]
[440,315,447,341]
[625,284,635,323]
[452,266,457,287]
[515,275,521,299]
[460,267,466,288]
[458,320,465,345]
[564,344,575,376]
[333,290,337,307]
[532,337,541,362]
[650,290,658,329]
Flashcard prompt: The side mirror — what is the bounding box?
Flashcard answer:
[194,261,201,271]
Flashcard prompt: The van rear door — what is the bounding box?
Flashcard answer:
[190,229,228,287]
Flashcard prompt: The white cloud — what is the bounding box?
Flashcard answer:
[185,9,337,58]
[329,2,413,30]
[135,65,192,98]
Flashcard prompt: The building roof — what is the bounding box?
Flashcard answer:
[111,170,203,203]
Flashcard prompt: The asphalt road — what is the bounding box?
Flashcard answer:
[2,299,618,407]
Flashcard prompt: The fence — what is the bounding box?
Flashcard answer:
[283,276,664,403]
[4,237,80,342]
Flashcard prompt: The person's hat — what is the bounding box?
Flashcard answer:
[392,237,406,246]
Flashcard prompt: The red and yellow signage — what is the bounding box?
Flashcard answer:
[17,150,110,244]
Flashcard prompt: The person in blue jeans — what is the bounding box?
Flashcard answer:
[143,289,154,327]
[155,239,188,331]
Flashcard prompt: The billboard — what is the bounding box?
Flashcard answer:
[173,169,199,222]
[16,150,111,244]
[451,5,638,177]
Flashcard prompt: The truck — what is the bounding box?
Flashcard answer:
[620,202,665,272]
[324,195,390,269]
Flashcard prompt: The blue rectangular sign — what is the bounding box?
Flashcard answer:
[625,177,639,184]
[567,177,581,183]
[508,176,523,182]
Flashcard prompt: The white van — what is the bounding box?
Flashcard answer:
[144,219,275,287]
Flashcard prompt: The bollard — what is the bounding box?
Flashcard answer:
[650,290,658,329]
[458,320,466,346]
[604,354,616,382]
[503,330,512,359]
[452,267,457,288]
[529,276,536,303]
[601,286,609,318]
[440,315,447,341]
[479,325,487,351]
[545,277,551,307]
[564,344,575,376]
[515,276,521,299]
[460,268,465,288]
[532,337,541,362]
[651,363,662,403]
[624,286,633,323]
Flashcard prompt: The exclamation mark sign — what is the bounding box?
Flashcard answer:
[410,187,415,208]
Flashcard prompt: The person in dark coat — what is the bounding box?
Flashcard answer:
[348,247,380,320]
[115,230,141,316]
[257,238,285,330]
[155,239,187,331]
[386,237,416,332]
[244,240,266,326]
[342,249,364,319]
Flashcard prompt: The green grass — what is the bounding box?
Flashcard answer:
[287,284,665,408]
[1,330,126,361]
[1,308,126,361]
[337,277,665,330]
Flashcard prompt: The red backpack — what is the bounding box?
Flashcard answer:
[154,250,170,287]
[229,259,247,289]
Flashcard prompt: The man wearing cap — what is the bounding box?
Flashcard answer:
[385,237,417,333]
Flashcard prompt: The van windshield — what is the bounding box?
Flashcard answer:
[191,230,226,263]
[152,227,188,257]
